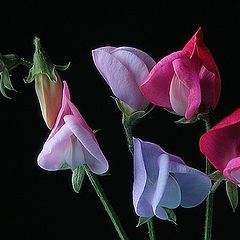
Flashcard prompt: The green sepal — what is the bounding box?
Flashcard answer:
[0,66,16,98]
[209,170,224,181]
[60,162,70,170]
[136,216,153,227]
[163,207,177,225]
[111,96,154,129]
[72,165,85,193]
[209,170,225,192]
[174,116,198,124]
[174,111,210,125]
[25,36,70,83]
[226,180,239,212]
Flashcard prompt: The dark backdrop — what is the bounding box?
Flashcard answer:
[2,1,240,239]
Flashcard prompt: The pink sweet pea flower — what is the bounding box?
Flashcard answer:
[140,27,221,120]
[199,108,240,186]
[92,46,156,113]
[133,138,211,220]
[37,81,109,174]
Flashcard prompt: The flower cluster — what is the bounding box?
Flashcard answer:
[2,27,239,240]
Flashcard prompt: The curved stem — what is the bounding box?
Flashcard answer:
[84,165,129,240]
[202,116,214,240]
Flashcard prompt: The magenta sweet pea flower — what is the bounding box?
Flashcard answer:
[140,27,221,120]
[133,138,211,219]
[37,81,109,174]
[199,108,240,186]
[92,46,156,113]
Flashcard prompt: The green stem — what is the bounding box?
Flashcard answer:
[147,219,156,240]
[122,113,156,240]
[83,165,129,240]
[202,116,214,240]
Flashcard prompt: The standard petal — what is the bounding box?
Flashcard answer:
[114,46,156,71]
[199,65,216,108]
[64,115,109,174]
[111,49,150,86]
[170,161,211,207]
[92,49,148,110]
[140,50,188,108]
[199,119,240,172]
[38,124,76,170]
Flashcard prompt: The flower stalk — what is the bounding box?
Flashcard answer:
[83,165,129,240]
[201,116,214,240]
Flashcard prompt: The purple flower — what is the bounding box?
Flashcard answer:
[37,81,109,174]
[133,138,211,220]
[92,46,156,113]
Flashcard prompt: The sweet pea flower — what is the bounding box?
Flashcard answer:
[140,27,221,120]
[133,138,211,220]
[26,37,70,129]
[37,81,109,174]
[199,108,240,186]
[92,46,156,113]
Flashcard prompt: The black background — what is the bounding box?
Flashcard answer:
[2,1,240,239]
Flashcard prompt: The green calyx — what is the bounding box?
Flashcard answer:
[25,36,70,83]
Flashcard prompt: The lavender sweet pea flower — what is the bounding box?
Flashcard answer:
[92,46,156,113]
[37,81,109,174]
[133,138,211,220]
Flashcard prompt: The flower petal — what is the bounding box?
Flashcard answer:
[169,74,190,116]
[92,48,148,110]
[170,161,212,207]
[223,157,240,185]
[64,115,109,174]
[140,50,188,108]
[151,154,171,210]
[133,138,153,217]
[199,65,216,108]
[37,125,75,171]
[199,108,240,172]
[114,46,156,71]
[172,56,201,119]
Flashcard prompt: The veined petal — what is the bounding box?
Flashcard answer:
[140,50,188,108]
[64,115,109,174]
